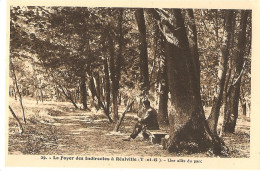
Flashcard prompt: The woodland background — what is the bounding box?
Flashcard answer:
[8,7,251,157]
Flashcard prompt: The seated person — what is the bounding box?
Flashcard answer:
[123,100,159,141]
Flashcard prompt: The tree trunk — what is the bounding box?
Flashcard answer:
[87,71,99,109]
[242,103,247,116]
[80,72,88,110]
[107,31,119,121]
[114,99,135,132]
[156,9,222,154]
[207,10,235,135]
[223,68,232,130]
[11,61,26,124]
[53,76,79,109]
[118,93,122,105]
[158,57,169,127]
[62,86,79,109]
[223,10,249,133]
[75,85,80,102]
[94,72,102,104]
[89,70,112,122]
[104,57,112,121]
[88,75,97,100]
[187,9,200,85]
[9,105,24,134]
[116,8,124,84]
[12,80,17,100]
[112,9,124,121]
[135,8,150,94]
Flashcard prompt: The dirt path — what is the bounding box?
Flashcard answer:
[44,109,169,156]
[8,98,250,157]
[8,100,171,156]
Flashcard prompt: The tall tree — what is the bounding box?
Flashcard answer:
[135,8,150,94]
[222,10,250,133]
[107,29,118,120]
[112,8,124,121]
[150,8,222,154]
[207,10,235,135]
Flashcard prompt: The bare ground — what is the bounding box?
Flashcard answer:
[8,97,250,157]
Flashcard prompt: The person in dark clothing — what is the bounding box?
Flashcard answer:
[122,100,159,141]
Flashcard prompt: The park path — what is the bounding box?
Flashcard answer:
[8,100,170,157]
[44,107,170,156]
[8,98,250,157]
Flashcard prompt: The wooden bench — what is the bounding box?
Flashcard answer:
[146,130,168,144]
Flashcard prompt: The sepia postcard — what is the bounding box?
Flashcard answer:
[2,0,260,170]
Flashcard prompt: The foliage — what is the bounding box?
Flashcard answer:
[9,6,251,125]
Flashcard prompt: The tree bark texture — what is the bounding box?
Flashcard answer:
[135,8,150,94]
[223,10,249,133]
[88,69,112,122]
[158,57,169,127]
[80,71,88,110]
[113,9,124,121]
[161,9,221,154]
[207,10,235,135]
[104,57,112,122]
[86,67,99,108]
[116,8,124,85]
[187,9,200,87]
[108,31,119,121]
